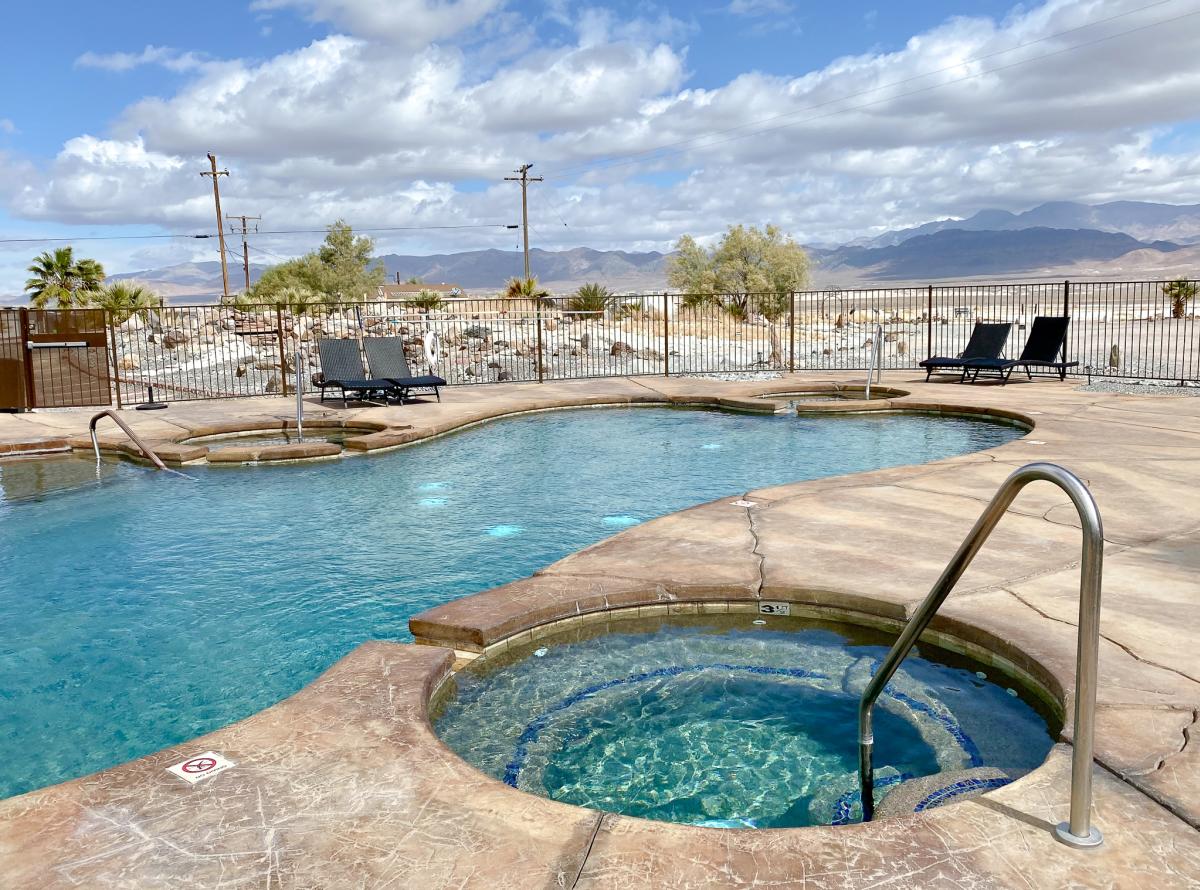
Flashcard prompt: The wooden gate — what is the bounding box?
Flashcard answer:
[0,309,112,409]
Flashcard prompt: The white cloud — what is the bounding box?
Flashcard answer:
[5,0,1200,290]
[727,0,792,16]
[74,45,210,73]
[0,119,16,135]
[250,0,504,47]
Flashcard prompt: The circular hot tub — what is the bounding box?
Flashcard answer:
[432,611,1058,829]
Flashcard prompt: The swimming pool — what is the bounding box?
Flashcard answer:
[434,614,1057,828]
[0,406,1022,799]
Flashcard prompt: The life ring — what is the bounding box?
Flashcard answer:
[423,330,441,369]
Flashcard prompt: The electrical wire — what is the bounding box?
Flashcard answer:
[0,222,516,245]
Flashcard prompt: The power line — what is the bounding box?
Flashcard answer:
[0,222,516,245]
[540,0,1198,180]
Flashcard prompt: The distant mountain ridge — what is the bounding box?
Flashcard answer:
[39,200,1198,302]
[858,200,1200,248]
[818,228,1182,280]
[377,247,668,289]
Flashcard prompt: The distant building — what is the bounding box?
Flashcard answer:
[377,283,464,299]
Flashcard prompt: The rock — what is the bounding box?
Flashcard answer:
[487,360,502,369]
[465,366,478,377]
[236,364,247,378]
[580,333,590,350]
[265,373,281,393]
[464,325,491,340]
[610,341,635,356]
[543,318,557,332]
[497,370,512,381]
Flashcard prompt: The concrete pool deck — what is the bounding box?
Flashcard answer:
[0,373,1198,888]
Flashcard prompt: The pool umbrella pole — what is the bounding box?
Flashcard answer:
[295,349,304,442]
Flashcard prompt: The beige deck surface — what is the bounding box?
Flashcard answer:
[0,373,1197,888]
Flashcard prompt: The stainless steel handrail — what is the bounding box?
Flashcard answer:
[864,323,883,399]
[89,410,189,478]
[857,462,1104,849]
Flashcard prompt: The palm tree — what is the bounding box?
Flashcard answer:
[24,247,105,308]
[90,281,160,323]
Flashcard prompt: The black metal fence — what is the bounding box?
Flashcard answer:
[88,279,1199,405]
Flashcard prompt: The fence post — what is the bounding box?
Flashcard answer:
[18,307,36,409]
[536,302,544,384]
[663,292,670,377]
[275,304,289,396]
[1063,279,1071,368]
[926,285,934,361]
[106,310,123,410]
[789,291,796,373]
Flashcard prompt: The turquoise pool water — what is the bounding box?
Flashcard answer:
[435,615,1057,828]
[0,407,1022,799]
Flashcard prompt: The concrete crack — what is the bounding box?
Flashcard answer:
[744,492,766,599]
[567,811,606,889]
[1003,588,1200,687]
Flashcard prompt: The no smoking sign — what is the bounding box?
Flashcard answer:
[167,751,235,785]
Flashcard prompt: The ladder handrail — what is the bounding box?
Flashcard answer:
[89,410,172,473]
[857,462,1104,849]
[864,323,883,399]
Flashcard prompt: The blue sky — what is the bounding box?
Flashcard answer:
[1,0,1199,292]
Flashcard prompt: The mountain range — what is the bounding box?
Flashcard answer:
[36,200,1200,301]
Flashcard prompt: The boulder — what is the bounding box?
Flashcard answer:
[610,341,635,356]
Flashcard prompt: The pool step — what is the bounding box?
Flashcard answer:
[875,766,1027,819]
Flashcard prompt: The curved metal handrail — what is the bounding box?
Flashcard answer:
[857,462,1104,849]
[89,410,189,479]
[864,323,883,399]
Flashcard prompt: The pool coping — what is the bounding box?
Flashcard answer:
[0,372,1198,888]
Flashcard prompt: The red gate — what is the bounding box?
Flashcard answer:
[0,308,112,409]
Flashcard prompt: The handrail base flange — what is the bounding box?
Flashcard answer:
[1054,823,1104,849]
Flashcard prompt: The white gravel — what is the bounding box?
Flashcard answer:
[1075,379,1200,397]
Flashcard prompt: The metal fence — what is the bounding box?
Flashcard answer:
[79,278,1199,405]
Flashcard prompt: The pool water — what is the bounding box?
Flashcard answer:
[435,615,1057,828]
[0,407,1022,799]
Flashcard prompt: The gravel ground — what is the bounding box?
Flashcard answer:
[1075,379,1200,397]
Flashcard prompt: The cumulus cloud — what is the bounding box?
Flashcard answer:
[75,45,211,73]
[250,0,503,47]
[6,0,1200,288]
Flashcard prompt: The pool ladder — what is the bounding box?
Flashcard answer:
[857,462,1104,849]
[864,323,883,399]
[89,410,191,479]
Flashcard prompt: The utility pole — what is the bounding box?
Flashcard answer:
[200,152,231,298]
[504,163,542,280]
[225,213,261,292]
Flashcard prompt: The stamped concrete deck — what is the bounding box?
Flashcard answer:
[0,373,1198,888]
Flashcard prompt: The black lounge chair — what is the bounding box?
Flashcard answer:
[314,338,396,407]
[963,315,1078,383]
[919,322,1012,381]
[363,337,446,404]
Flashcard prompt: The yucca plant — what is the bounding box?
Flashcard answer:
[90,281,160,323]
[567,282,614,318]
[274,285,322,315]
[1164,278,1198,319]
[503,275,552,306]
[406,289,446,312]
